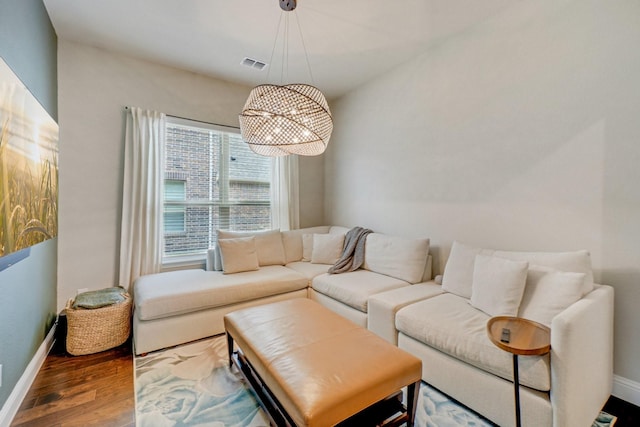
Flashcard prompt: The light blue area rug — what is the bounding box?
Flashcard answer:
[134,335,615,427]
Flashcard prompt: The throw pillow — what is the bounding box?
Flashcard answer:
[281,226,331,263]
[311,233,345,265]
[518,266,585,327]
[470,254,529,317]
[302,233,314,261]
[217,229,286,266]
[217,237,260,274]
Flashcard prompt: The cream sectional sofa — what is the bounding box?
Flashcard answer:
[133,231,613,427]
[371,241,614,427]
[132,225,432,354]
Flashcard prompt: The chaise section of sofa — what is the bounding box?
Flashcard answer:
[133,226,347,354]
[133,227,333,354]
[133,267,309,354]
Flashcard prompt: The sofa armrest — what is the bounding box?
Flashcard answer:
[550,284,614,427]
[368,282,443,345]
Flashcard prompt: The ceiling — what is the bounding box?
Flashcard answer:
[43,0,514,100]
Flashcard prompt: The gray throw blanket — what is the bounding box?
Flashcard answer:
[328,226,373,274]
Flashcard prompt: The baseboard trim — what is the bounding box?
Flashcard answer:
[613,374,640,407]
[0,322,57,426]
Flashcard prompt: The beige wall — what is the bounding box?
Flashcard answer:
[56,40,324,309]
[299,154,325,228]
[326,0,640,395]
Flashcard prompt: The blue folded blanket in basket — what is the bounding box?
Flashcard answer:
[72,287,127,309]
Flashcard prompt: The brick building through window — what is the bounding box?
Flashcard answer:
[163,117,271,260]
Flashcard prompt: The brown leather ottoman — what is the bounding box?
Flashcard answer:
[224,298,422,427]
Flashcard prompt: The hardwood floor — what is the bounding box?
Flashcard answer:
[10,336,640,427]
[11,338,134,427]
[602,395,640,427]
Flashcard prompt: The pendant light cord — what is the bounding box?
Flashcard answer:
[294,10,315,85]
[266,9,315,86]
[282,13,289,83]
[266,12,284,84]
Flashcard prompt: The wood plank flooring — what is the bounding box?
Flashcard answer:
[11,338,134,427]
[10,336,640,427]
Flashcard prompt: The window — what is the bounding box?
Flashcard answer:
[164,179,186,234]
[163,117,272,260]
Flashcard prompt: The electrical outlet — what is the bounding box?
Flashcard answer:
[77,288,89,295]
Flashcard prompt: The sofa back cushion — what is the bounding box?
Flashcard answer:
[217,229,286,266]
[281,226,331,263]
[329,225,351,235]
[492,249,594,296]
[302,234,314,261]
[422,255,433,282]
[518,267,585,327]
[363,233,430,284]
[442,241,595,299]
[441,241,491,298]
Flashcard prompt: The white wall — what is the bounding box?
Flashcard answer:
[326,0,640,387]
[57,40,324,309]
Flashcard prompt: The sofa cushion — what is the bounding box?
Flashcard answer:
[396,293,550,391]
[470,255,528,317]
[218,237,260,274]
[329,225,350,235]
[442,241,594,299]
[134,267,308,321]
[311,233,345,265]
[282,226,331,263]
[301,234,313,261]
[217,229,286,266]
[363,234,430,284]
[518,267,585,327]
[285,261,330,280]
[311,270,410,313]
[493,249,594,295]
[421,254,433,282]
[441,241,491,298]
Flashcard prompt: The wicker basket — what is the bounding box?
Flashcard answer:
[65,294,132,356]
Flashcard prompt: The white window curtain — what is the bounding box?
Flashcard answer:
[271,155,300,231]
[118,107,166,291]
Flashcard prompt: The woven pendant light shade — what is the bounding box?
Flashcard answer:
[239,83,333,156]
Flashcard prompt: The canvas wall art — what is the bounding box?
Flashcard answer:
[0,57,58,264]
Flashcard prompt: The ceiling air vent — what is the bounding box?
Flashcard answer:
[241,57,267,71]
